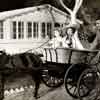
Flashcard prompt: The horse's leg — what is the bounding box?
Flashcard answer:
[0,73,5,100]
[34,79,40,99]
[32,71,41,99]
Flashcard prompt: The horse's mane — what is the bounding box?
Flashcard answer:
[8,52,43,69]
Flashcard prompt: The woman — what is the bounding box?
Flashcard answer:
[62,27,84,50]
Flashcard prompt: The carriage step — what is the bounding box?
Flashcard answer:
[4,85,34,96]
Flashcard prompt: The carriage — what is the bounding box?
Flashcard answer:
[40,47,100,99]
[0,47,99,100]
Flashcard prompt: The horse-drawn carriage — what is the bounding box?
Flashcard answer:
[0,47,99,100]
[40,47,100,99]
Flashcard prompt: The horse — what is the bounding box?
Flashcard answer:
[0,51,43,100]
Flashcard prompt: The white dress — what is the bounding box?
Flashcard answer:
[49,36,63,48]
[62,31,85,50]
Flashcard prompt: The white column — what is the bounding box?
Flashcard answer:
[52,22,54,38]
[3,21,7,39]
[45,23,48,38]
[45,23,47,38]
[38,22,41,39]
[4,19,11,40]
[16,21,18,40]
[24,22,27,39]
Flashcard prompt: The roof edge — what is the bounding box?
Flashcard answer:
[0,4,82,24]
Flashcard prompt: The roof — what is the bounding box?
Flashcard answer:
[0,4,67,20]
[0,4,82,24]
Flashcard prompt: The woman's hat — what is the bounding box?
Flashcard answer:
[60,22,80,31]
[66,23,80,29]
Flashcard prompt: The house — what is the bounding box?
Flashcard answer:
[0,4,79,54]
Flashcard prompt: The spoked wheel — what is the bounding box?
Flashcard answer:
[77,68,99,100]
[64,64,85,98]
[41,69,64,88]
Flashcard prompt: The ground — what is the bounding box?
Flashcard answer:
[2,74,100,100]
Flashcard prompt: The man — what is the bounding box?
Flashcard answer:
[90,20,100,50]
[89,20,100,70]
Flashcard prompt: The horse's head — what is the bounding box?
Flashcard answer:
[0,50,10,67]
[0,50,6,55]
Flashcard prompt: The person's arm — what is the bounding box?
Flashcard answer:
[90,29,100,50]
[73,31,85,50]
[90,36,98,50]
[62,37,69,48]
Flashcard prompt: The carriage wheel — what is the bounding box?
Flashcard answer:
[41,69,64,88]
[64,64,82,98]
[77,68,99,100]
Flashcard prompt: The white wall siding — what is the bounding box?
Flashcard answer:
[4,19,11,40]
[0,5,71,54]
[0,39,49,54]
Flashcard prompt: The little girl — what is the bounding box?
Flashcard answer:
[48,30,63,48]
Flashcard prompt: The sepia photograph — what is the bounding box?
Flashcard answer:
[0,0,100,100]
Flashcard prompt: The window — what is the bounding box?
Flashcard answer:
[36,23,38,37]
[33,22,36,38]
[0,21,4,39]
[12,21,24,39]
[33,22,38,38]
[27,22,32,38]
[47,23,52,39]
[18,22,24,39]
[12,21,39,39]
[41,23,46,38]
[12,21,16,39]
[54,22,60,27]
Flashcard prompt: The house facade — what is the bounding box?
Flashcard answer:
[0,4,71,54]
